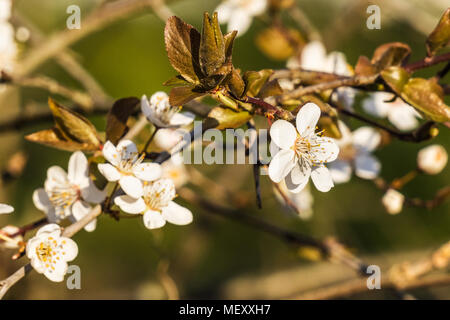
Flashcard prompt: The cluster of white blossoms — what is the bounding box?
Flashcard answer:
[268,103,339,193]
[215,0,267,36]
[362,92,422,131]
[0,0,17,74]
[328,121,381,183]
[26,224,78,282]
[287,41,356,110]
[33,152,106,232]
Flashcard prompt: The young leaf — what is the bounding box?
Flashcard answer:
[200,12,225,76]
[169,86,205,106]
[165,16,203,84]
[25,128,98,152]
[163,75,191,87]
[243,69,274,97]
[207,106,252,130]
[227,68,245,98]
[48,98,101,148]
[224,30,238,64]
[380,66,411,94]
[426,8,450,56]
[106,97,139,144]
[371,42,411,71]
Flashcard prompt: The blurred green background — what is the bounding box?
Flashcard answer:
[0,0,449,299]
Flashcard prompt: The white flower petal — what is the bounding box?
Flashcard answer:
[284,171,309,193]
[328,160,352,184]
[352,127,381,152]
[141,95,153,120]
[311,166,334,192]
[268,149,296,183]
[311,137,340,163]
[98,163,121,181]
[102,140,120,166]
[59,237,78,261]
[44,262,68,282]
[290,163,311,185]
[45,166,69,190]
[36,223,61,238]
[143,210,166,229]
[227,9,252,35]
[119,176,143,199]
[270,120,297,149]
[32,188,52,212]
[216,1,233,23]
[81,181,106,204]
[170,112,195,126]
[68,151,89,188]
[387,105,419,131]
[247,0,267,15]
[132,162,162,181]
[296,103,321,137]
[325,51,351,76]
[162,201,193,225]
[354,153,381,179]
[114,195,146,214]
[300,41,327,71]
[0,203,14,214]
[116,140,138,160]
[362,92,390,118]
[71,201,96,232]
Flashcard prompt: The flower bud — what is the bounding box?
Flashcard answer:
[382,188,404,215]
[417,144,448,175]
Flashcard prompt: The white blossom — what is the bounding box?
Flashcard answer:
[382,188,404,215]
[328,121,381,183]
[268,102,339,193]
[216,0,267,36]
[0,203,13,214]
[417,144,448,175]
[26,224,78,282]
[287,41,355,109]
[33,151,105,232]
[0,22,17,73]
[114,178,193,229]
[362,92,421,131]
[0,225,23,249]
[141,92,195,128]
[98,140,162,199]
[161,153,189,189]
[0,0,12,21]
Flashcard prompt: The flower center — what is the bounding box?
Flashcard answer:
[117,151,145,175]
[48,185,80,216]
[143,181,176,213]
[35,237,67,270]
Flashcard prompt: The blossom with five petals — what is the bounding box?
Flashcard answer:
[114,178,193,229]
[26,224,78,282]
[268,103,339,193]
[98,140,162,199]
[33,152,105,231]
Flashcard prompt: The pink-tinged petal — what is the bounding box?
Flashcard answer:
[132,163,162,181]
[296,103,321,137]
[311,137,339,163]
[81,181,106,204]
[102,140,120,166]
[270,120,297,150]
[119,176,143,199]
[355,153,381,180]
[143,210,166,229]
[114,195,146,214]
[352,127,381,152]
[328,160,352,184]
[68,151,89,188]
[0,203,13,214]
[98,163,121,181]
[117,140,138,160]
[162,201,193,225]
[268,149,296,183]
[311,166,334,192]
[36,223,61,238]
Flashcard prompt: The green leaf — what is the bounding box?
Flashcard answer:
[169,86,205,106]
[106,97,139,144]
[380,66,411,93]
[426,8,450,56]
[402,78,450,122]
[207,106,252,130]
[25,128,99,152]
[165,16,203,84]
[371,42,411,71]
[224,30,237,64]
[243,69,274,97]
[258,79,283,99]
[48,98,101,148]
[200,12,226,76]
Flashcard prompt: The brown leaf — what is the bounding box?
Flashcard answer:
[106,97,139,144]
[355,55,377,76]
[371,42,411,71]
[243,69,274,97]
[165,16,203,84]
[224,30,238,64]
[426,8,450,56]
[200,12,226,76]
[169,86,205,106]
[258,79,283,98]
[25,128,98,152]
[226,68,245,98]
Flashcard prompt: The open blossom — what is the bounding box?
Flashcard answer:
[98,140,162,199]
[160,153,190,189]
[216,0,267,36]
[362,92,421,131]
[382,188,404,215]
[417,144,448,175]
[328,121,381,183]
[274,182,314,220]
[287,41,355,109]
[268,103,339,193]
[141,92,195,128]
[0,203,13,214]
[26,224,78,282]
[33,152,105,232]
[115,178,193,229]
